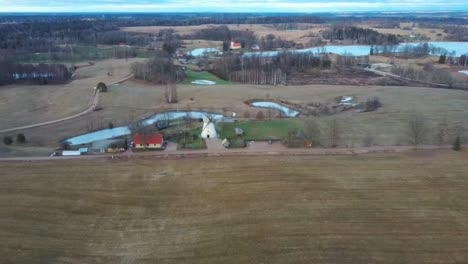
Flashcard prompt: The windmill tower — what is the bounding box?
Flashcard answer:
[201,113,217,139]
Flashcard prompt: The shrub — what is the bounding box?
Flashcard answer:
[16,133,26,143]
[255,111,265,120]
[108,122,114,129]
[96,82,108,92]
[365,97,382,112]
[362,134,374,147]
[3,136,13,145]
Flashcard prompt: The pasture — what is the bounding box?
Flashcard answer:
[2,74,468,153]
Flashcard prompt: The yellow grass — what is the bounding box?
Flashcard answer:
[1,151,468,263]
[0,58,142,130]
[2,76,468,150]
[358,22,447,41]
[122,24,327,45]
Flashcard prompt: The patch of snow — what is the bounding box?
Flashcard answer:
[191,80,216,85]
[459,70,468,75]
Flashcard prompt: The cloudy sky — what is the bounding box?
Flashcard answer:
[0,0,466,12]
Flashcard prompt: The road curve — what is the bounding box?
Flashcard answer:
[0,74,134,134]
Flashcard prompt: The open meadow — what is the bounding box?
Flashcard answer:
[1,151,468,263]
[2,77,468,154]
[0,58,142,131]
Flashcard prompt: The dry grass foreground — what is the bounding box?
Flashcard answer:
[1,151,468,263]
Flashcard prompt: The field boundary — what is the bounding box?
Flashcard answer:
[0,144,465,162]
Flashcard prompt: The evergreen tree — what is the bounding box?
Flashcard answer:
[438,53,446,64]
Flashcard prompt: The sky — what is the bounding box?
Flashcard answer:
[0,0,467,13]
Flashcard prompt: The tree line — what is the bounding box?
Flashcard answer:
[131,51,185,84]
[0,58,71,85]
[212,52,331,85]
[323,25,402,45]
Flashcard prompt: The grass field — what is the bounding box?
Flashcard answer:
[1,151,468,263]
[2,78,468,154]
[219,119,301,140]
[183,68,232,85]
[0,58,142,131]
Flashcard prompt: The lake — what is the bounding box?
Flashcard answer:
[243,42,468,57]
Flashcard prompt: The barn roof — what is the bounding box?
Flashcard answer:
[134,133,163,145]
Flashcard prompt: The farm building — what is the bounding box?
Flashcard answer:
[134,133,164,149]
[230,39,241,50]
[91,139,127,153]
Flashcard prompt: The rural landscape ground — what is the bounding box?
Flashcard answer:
[1,151,468,263]
[1,11,467,264]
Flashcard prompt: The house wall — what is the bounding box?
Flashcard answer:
[135,143,163,149]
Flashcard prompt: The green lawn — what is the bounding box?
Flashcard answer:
[218,119,301,141]
[183,68,232,85]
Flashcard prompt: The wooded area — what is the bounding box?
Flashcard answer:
[213,52,331,85]
[0,58,71,85]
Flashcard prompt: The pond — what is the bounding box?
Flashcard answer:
[459,70,468,76]
[250,101,300,117]
[188,47,220,57]
[243,41,468,57]
[66,111,225,146]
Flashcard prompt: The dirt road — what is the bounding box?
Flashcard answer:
[0,143,464,162]
[0,74,134,134]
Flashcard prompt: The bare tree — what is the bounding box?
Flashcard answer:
[327,119,340,148]
[165,82,178,103]
[407,113,428,145]
[362,133,374,147]
[256,111,265,120]
[303,119,321,146]
[435,116,450,145]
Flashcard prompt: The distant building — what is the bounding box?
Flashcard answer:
[62,150,81,156]
[230,39,242,50]
[134,133,164,149]
[251,44,260,50]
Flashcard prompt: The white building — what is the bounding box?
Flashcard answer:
[201,115,217,139]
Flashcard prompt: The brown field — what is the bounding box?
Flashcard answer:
[1,151,468,263]
[122,23,326,45]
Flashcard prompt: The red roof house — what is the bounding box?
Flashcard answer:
[230,39,242,50]
[134,133,164,149]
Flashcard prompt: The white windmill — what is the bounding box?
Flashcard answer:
[200,113,217,139]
